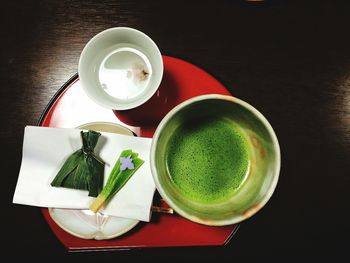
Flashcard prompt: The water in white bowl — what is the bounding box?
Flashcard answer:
[97,44,152,100]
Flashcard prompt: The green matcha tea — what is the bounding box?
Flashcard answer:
[166,118,250,204]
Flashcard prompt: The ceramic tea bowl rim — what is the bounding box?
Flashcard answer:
[150,94,281,226]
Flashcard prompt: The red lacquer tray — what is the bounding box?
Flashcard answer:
[39,55,239,251]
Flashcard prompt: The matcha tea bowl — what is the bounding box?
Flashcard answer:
[150,94,280,226]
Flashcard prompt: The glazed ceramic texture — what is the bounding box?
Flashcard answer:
[151,95,280,226]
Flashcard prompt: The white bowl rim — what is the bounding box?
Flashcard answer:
[78,27,164,110]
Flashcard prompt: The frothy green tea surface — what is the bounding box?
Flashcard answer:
[166,118,250,204]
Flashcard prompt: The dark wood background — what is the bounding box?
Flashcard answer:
[1,0,349,261]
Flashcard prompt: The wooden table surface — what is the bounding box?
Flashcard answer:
[2,0,349,261]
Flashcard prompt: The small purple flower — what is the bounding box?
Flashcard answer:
[120,155,135,171]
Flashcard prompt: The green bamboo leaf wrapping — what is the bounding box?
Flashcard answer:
[86,156,104,197]
[50,150,81,186]
[50,130,105,197]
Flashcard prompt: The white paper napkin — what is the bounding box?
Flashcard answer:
[13,126,155,222]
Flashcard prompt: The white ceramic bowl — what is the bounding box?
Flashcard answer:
[78,27,163,110]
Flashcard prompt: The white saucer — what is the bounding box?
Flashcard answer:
[48,122,139,240]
